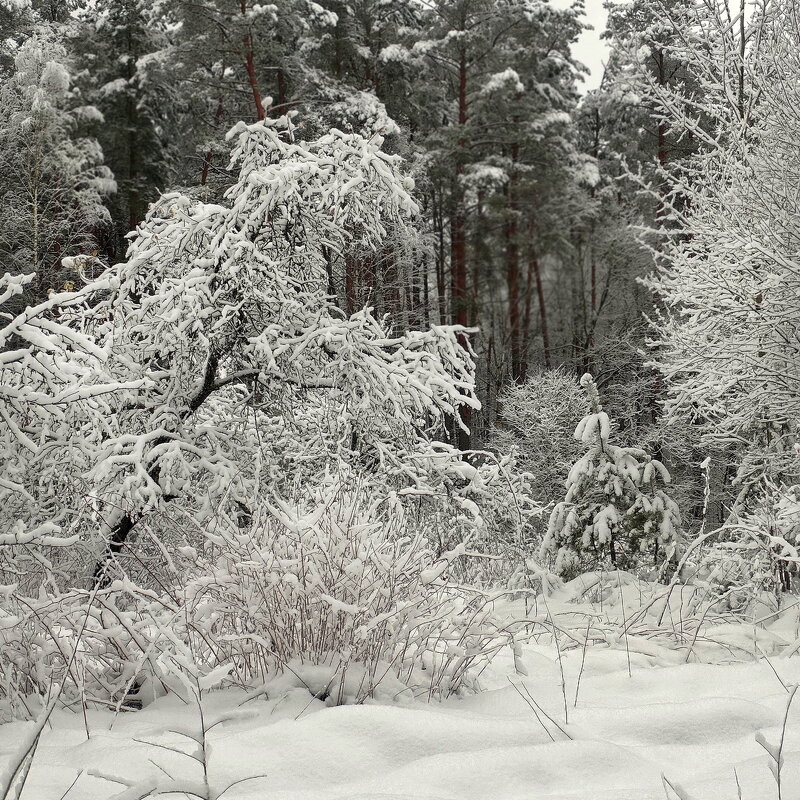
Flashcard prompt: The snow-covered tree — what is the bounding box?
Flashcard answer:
[645,0,800,505]
[1,112,485,586]
[542,373,681,577]
[0,30,114,310]
[0,112,536,707]
[0,269,146,571]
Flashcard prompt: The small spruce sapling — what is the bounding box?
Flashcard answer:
[542,373,681,578]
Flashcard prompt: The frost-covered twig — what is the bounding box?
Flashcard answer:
[756,684,799,800]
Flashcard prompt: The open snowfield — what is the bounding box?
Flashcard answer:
[4,577,800,800]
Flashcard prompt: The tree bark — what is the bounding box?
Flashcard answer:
[587,106,600,373]
[450,49,472,449]
[276,67,287,112]
[521,255,533,383]
[530,246,551,369]
[92,353,221,586]
[505,143,522,382]
[241,1,266,120]
[433,188,447,325]
[200,95,225,186]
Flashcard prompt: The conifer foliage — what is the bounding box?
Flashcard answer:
[542,373,680,577]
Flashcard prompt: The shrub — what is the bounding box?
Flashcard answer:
[178,477,511,702]
[0,477,513,718]
[684,482,800,609]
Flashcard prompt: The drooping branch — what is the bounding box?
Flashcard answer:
[92,351,221,586]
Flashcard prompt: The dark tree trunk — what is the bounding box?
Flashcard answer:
[241,1,266,120]
[200,96,225,186]
[529,244,551,369]
[505,146,522,383]
[276,67,287,111]
[451,48,471,450]
[92,354,220,586]
[433,188,447,325]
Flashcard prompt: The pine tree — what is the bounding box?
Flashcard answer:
[542,373,680,578]
[77,0,174,259]
[406,0,585,435]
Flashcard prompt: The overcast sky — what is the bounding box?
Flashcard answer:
[553,0,612,92]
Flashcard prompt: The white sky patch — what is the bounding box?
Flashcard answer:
[552,0,614,93]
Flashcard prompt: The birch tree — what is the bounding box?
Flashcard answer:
[1,114,481,585]
[645,0,800,506]
[0,30,113,309]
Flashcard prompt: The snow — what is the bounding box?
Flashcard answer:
[481,69,524,95]
[40,60,69,93]
[379,44,411,63]
[99,78,129,96]
[5,588,800,800]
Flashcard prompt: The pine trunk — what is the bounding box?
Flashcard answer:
[505,144,522,382]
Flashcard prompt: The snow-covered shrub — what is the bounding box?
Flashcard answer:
[688,541,779,613]
[542,373,681,578]
[739,483,800,594]
[404,445,542,587]
[490,369,586,512]
[0,583,173,721]
[177,477,510,703]
[0,482,511,717]
[684,483,800,609]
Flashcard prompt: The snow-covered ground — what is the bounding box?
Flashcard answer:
[4,578,800,800]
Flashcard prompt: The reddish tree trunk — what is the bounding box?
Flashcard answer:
[244,43,265,120]
[432,188,447,325]
[521,242,535,383]
[590,105,600,319]
[451,49,469,328]
[451,209,467,324]
[451,49,470,449]
[276,68,287,111]
[241,1,265,120]
[582,107,604,373]
[422,254,430,328]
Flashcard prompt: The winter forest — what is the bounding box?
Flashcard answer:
[2,0,800,796]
